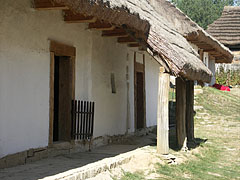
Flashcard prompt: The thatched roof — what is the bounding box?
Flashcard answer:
[207,6,240,47]
[51,0,212,82]
[148,0,233,64]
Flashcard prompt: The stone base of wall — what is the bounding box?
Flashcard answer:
[0,126,157,169]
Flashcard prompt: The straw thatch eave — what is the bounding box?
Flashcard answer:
[207,6,240,47]
[51,0,212,82]
[149,0,233,64]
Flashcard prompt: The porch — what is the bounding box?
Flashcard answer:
[0,133,156,180]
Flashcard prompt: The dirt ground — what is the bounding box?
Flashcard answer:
[87,87,240,180]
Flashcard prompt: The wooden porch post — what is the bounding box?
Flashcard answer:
[186,80,195,142]
[157,68,170,154]
[176,77,187,150]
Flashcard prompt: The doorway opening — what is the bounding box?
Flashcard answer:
[53,56,73,142]
[49,41,76,145]
[134,52,146,130]
[136,72,144,129]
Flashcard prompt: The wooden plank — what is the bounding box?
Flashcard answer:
[71,100,74,139]
[49,52,55,146]
[91,102,95,137]
[83,101,87,139]
[80,101,83,139]
[34,0,68,10]
[58,56,73,141]
[143,54,146,129]
[102,29,128,37]
[86,101,89,140]
[176,77,187,150]
[89,21,115,31]
[118,36,136,44]
[186,80,195,143]
[50,41,76,57]
[128,43,140,48]
[77,101,80,140]
[64,10,97,23]
[157,72,170,154]
[88,102,92,139]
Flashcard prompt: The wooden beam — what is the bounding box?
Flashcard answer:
[128,43,140,48]
[88,21,115,31]
[118,36,136,44]
[157,71,170,154]
[203,49,215,52]
[102,29,128,37]
[186,80,195,144]
[138,47,147,51]
[34,0,68,10]
[64,10,97,23]
[196,44,213,50]
[176,77,187,150]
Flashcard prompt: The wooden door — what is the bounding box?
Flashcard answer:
[136,72,144,129]
[58,56,73,141]
[53,56,73,141]
[134,52,146,130]
[49,41,76,145]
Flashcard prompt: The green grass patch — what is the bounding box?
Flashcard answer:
[119,171,145,180]
[120,87,240,180]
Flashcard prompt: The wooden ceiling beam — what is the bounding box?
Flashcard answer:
[127,43,140,48]
[203,49,215,52]
[102,29,128,37]
[89,21,115,31]
[34,0,68,10]
[196,44,213,50]
[64,10,97,23]
[118,36,136,44]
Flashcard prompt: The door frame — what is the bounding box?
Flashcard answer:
[49,41,76,146]
[134,52,146,130]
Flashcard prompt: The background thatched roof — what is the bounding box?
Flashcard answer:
[207,6,240,47]
[52,0,212,82]
[148,0,233,64]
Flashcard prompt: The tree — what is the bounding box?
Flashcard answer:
[170,0,238,29]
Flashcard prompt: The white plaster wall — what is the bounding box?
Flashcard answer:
[0,0,92,158]
[203,52,209,68]
[145,54,160,127]
[0,0,162,158]
[91,33,130,137]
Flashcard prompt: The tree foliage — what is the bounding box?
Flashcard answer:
[170,0,239,29]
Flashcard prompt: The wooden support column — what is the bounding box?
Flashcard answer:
[157,68,170,154]
[186,80,195,143]
[176,77,187,150]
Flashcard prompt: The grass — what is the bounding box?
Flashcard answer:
[120,87,240,180]
[119,172,145,180]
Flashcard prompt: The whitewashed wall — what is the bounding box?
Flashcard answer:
[0,0,161,158]
[145,54,160,127]
[0,0,92,158]
[91,33,130,137]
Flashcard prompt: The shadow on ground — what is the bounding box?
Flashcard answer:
[0,134,156,180]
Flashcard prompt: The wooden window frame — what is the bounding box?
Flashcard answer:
[49,41,76,146]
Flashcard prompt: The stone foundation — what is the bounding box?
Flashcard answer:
[0,127,157,169]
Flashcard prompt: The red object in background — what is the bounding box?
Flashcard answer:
[213,84,230,91]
